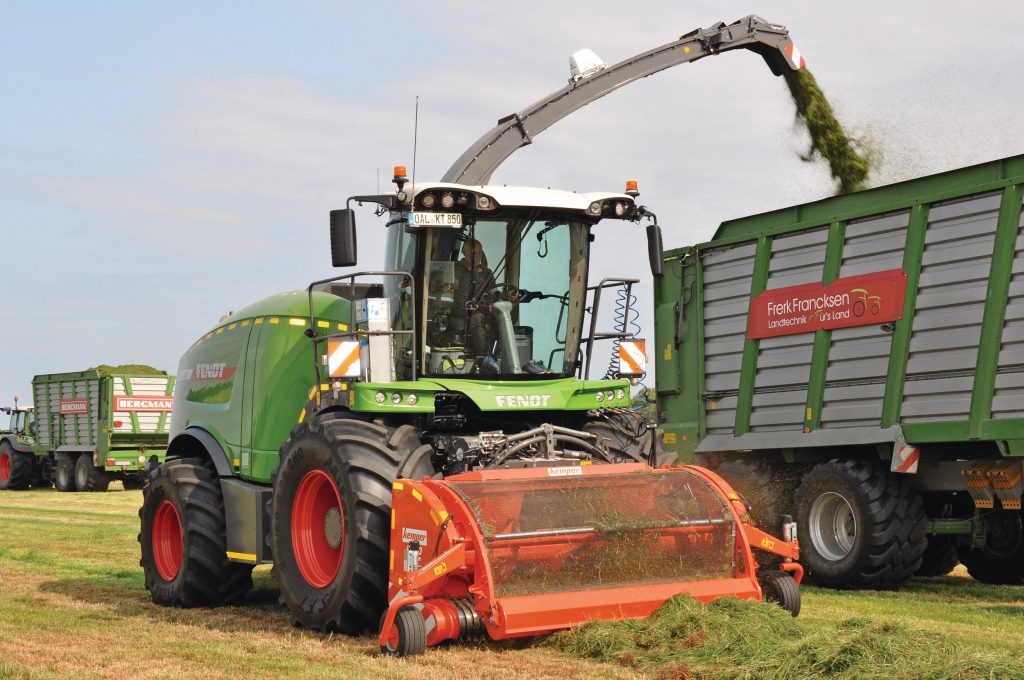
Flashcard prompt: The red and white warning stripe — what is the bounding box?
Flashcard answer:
[327,338,361,378]
[617,339,646,376]
[891,445,920,474]
[786,42,806,70]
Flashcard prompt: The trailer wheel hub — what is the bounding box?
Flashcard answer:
[292,469,344,589]
[152,500,183,581]
[808,491,857,561]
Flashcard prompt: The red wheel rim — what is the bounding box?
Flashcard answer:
[384,619,400,651]
[292,469,344,588]
[0,452,10,484]
[152,500,183,581]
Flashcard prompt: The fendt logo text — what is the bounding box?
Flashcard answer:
[495,395,551,408]
[179,363,238,381]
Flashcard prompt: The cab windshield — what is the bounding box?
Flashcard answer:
[422,215,589,378]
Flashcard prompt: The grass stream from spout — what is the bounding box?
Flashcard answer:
[783,68,872,195]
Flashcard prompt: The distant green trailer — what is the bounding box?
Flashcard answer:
[655,154,1024,587]
[28,370,175,491]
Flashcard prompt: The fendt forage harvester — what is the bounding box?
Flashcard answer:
[140,15,806,656]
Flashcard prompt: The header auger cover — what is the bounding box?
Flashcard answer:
[378,462,802,655]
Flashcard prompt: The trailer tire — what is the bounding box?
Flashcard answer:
[139,458,254,606]
[915,536,959,577]
[794,459,926,588]
[0,442,33,490]
[758,569,801,617]
[55,454,76,492]
[958,510,1024,585]
[75,454,110,492]
[270,414,435,635]
[380,607,427,656]
[715,458,800,532]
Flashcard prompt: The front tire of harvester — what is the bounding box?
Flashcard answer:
[139,458,254,606]
[270,414,434,635]
[583,413,676,466]
[957,510,1024,585]
[794,459,926,588]
[758,569,801,617]
[380,607,427,656]
[55,454,76,492]
[74,454,110,492]
[0,442,33,490]
[915,536,959,577]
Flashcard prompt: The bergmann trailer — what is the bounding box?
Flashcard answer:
[28,370,175,491]
[656,154,1024,587]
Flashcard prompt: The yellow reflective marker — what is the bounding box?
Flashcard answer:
[411,489,423,502]
[269,317,280,324]
[393,482,405,491]
[226,551,257,562]
[289,318,305,326]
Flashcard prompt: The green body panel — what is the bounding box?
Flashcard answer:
[171,291,351,483]
[657,153,1024,462]
[30,370,175,471]
[351,377,630,413]
[172,289,633,485]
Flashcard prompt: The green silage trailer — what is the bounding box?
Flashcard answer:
[655,153,1024,588]
[29,370,175,491]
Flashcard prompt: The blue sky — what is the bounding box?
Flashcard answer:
[2,1,1023,402]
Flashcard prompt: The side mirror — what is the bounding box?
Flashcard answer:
[646,224,664,277]
[330,209,357,267]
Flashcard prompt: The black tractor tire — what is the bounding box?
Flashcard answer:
[380,607,427,656]
[794,459,926,588]
[0,442,34,490]
[583,412,677,466]
[915,536,960,577]
[122,476,146,491]
[714,458,802,533]
[55,454,76,492]
[139,458,254,606]
[758,569,801,617]
[75,454,110,492]
[958,510,1024,585]
[270,414,434,635]
[31,460,53,489]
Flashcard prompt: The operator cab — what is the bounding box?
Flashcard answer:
[325,168,663,383]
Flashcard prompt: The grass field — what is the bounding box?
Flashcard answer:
[1,488,1023,679]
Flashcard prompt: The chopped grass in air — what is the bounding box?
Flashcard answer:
[784,68,872,195]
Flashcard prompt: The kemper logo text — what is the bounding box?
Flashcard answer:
[748,269,908,339]
[113,396,174,412]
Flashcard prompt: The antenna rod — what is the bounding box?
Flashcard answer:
[411,96,419,196]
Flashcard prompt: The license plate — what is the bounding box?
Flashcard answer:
[410,212,462,227]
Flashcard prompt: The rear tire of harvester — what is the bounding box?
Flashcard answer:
[75,454,110,492]
[957,510,1024,585]
[0,442,33,490]
[55,454,76,492]
[139,458,254,606]
[914,536,959,577]
[794,459,926,588]
[270,413,434,635]
[758,569,801,617]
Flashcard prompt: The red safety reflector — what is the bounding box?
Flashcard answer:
[105,459,116,467]
[113,420,123,428]
[786,42,806,69]
[618,339,647,376]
